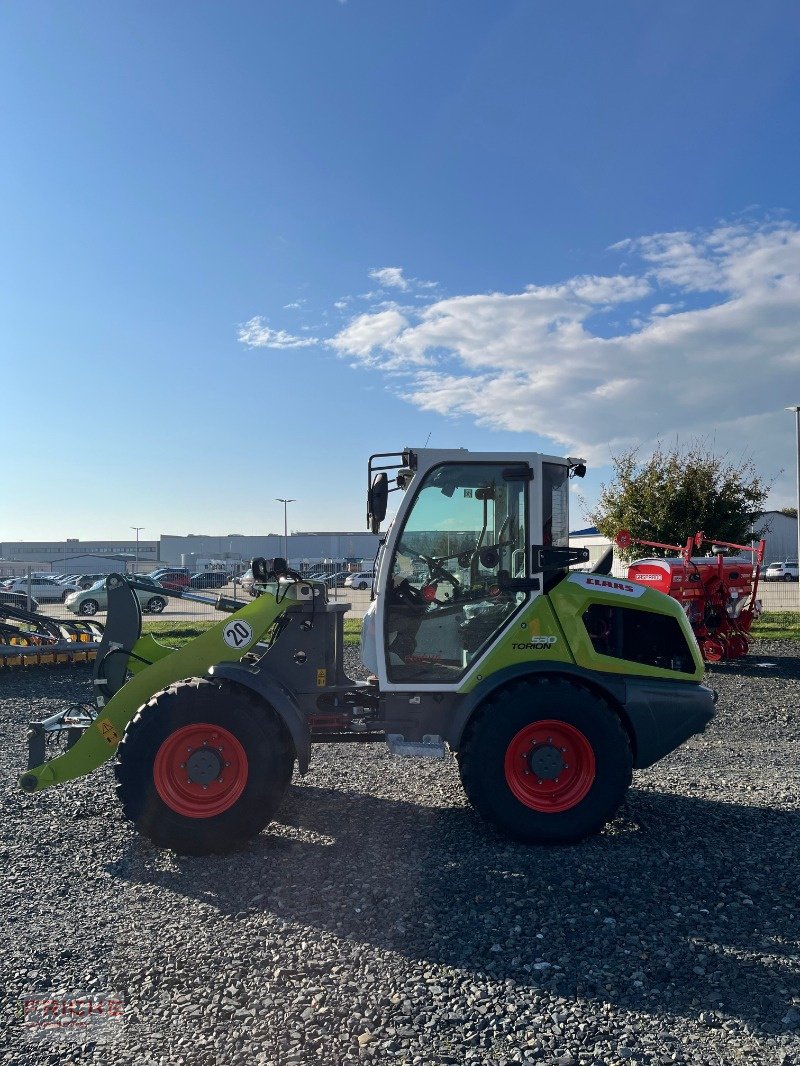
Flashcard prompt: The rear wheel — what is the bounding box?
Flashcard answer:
[458,677,632,843]
[114,678,294,854]
[146,596,166,614]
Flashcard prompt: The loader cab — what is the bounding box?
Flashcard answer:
[369,448,574,689]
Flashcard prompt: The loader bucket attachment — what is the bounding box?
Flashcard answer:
[19,587,295,793]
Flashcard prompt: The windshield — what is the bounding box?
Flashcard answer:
[384,461,529,683]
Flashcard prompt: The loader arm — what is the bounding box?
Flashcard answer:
[19,588,296,793]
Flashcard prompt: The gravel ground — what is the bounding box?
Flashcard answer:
[1,644,799,1066]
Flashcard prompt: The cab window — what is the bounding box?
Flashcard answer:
[385,462,528,683]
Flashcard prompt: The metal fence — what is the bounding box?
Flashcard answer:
[0,562,376,628]
[1,560,798,638]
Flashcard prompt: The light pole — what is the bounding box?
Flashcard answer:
[786,406,800,606]
[131,526,144,572]
[275,499,295,563]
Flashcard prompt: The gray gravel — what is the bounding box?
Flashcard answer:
[1,644,799,1066]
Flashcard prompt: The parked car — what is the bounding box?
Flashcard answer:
[322,571,350,589]
[2,576,71,603]
[64,579,167,616]
[75,573,108,590]
[239,568,260,597]
[146,567,191,590]
[344,571,374,591]
[188,571,229,589]
[764,560,799,582]
[0,589,41,612]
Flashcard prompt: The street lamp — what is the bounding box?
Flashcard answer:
[275,499,295,563]
[786,406,800,605]
[131,526,144,572]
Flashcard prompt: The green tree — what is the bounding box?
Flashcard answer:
[588,440,772,559]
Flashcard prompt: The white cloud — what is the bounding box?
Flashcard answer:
[328,309,411,365]
[368,266,410,291]
[328,219,800,499]
[238,316,317,349]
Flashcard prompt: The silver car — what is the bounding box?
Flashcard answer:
[64,578,167,616]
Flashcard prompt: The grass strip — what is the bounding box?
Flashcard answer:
[750,610,800,640]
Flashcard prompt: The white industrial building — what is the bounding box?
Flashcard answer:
[0,531,379,577]
[159,531,380,569]
[756,511,799,563]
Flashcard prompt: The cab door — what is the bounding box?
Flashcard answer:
[380,461,531,686]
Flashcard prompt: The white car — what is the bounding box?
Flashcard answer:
[2,576,73,603]
[64,578,167,616]
[344,571,374,591]
[764,561,799,582]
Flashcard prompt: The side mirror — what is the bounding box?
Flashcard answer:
[368,472,389,533]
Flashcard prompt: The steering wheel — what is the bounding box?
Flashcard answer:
[390,578,427,606]
[415,552,461,587]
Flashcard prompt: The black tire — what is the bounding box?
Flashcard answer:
[146,596,166,614]
[358,581,368,590]
[80,599,99,616]
[458,677,632,844]
[784,573,794,582]
[114,677,294,855]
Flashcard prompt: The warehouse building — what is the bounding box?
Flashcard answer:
[0,531,380,575]
[159,531,380,568]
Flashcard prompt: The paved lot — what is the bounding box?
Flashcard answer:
[35,584,374,625]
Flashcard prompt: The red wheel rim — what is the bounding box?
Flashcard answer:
[153,723,248,819]
[728,633,749,659]
[504,719,596,813]
[702,637,726,663]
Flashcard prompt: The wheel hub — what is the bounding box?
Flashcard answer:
[504,719,596,813]
[528,743,566,781]
[186,747,224,785]
[153,723,247,819]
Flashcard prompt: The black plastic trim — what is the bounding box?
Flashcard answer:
[446,661,714,770]
[209,662,312,773]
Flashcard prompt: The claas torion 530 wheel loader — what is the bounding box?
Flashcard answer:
[20,448,715,854]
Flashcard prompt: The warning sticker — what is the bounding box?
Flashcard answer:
[96,719,120,746]
[316,669,327,687]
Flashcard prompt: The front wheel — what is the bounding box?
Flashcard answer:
[357,581,368,590]
[114,678,294,854]
[784,573,794,582]
[80,599,99,616]
[458,678,632,843]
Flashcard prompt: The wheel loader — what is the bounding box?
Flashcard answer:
[20,448,715,853]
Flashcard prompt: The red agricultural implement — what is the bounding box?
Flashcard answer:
[614,529,766,663]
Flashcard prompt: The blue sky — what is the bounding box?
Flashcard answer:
[2,1,799,540]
